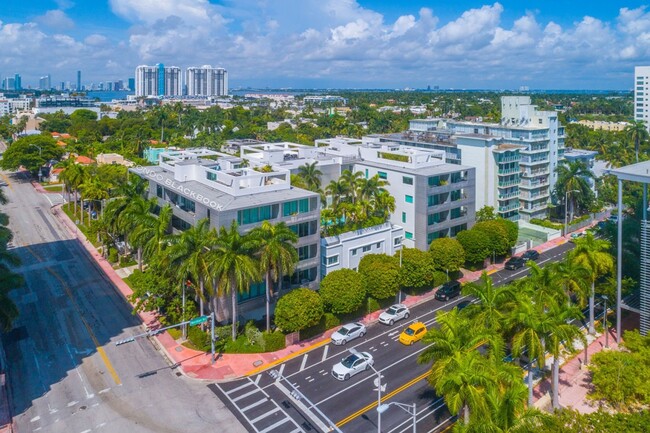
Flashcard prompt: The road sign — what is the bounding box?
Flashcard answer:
[189,316,209,326]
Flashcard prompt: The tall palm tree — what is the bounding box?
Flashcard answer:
[554,258,591,308]
[521,262,565,308]
[554,160,595,222]
[507,293,549,407]
[431,349,493,424]
[461,272,515,334]
[210,221,261,341]
[570,233,614,334]
[249,221,299,332]
[120,197,157,270]
[325,179,349,207]
[60,162,86,215]
[357,174,388,202]
[78,177,110,225]
[371,190,396,221]
[544,303,585,410]
[624,120,649,163]
[340,170,363,203]
[297,162,323,193]
[165,218,217,319]
[131,204,173,265]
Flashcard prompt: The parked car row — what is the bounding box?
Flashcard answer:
[505,249,540,270]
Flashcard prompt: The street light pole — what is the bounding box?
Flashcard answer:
[29,144,43,182]
[602,295,609,349]
[564,189,579,237]
[351,348,384,433]
[398,240,403,303]
[377,402,417,433]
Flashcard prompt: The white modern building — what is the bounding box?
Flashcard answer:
[564,147,598,194]
[634,66,650,133]
[321,223,403,277]
[135,64,182,97]
[240,138,476,251]
[130,148,321,321]
[385,96,565,221]
[186,66,228,97]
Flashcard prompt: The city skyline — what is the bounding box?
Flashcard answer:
[2,1,650,89]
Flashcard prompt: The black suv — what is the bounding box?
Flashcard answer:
[435,280,461,301]
[521,250,540,261]
[504,256,526,270]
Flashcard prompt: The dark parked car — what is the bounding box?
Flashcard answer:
[456,300,472,311]
[521,250,540,261]
[435,280,461,301]
[505,256,526,270]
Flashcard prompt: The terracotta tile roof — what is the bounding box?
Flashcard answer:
[76,155,95,165]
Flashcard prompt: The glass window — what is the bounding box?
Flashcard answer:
[351,248,358,256]
[376,242,381,249]
[402,176,413,185]
[405,231,413,240]
[206,171,217,181]
[405,195,413,203]
[428,176,439,187]
[362,245,371,252]
[238,281,265,302]
[156,184,163,198]
[324,255,339,266]
[394,237,402,246]
[378,171,387,180]
[402,212,406,223]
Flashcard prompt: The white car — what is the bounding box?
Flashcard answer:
[378,304,410,325]
[331,352,374,381]
[330,322,366,345]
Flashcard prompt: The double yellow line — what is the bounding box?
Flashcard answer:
[336,370,430,427]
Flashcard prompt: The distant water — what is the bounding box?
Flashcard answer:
[86,90,133,102]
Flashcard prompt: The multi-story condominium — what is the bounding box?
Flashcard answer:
[381,96,564,221]
[130,148,320,321]
[186,66,228,96]
[240,139,476,251]
[39,75,51,90]
[135,64,182,97]
[635,66,650,133]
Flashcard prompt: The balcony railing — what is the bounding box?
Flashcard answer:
[496,155,520,163]
[498,179,520,187]
[499,191,519,200]
[498,167,520,175]
[499,203,521,212]
[520,179,549,189]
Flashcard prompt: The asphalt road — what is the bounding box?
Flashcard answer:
[0,170,246,433]
[213,242,576,433]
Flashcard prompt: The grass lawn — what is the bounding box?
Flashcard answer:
[61,203,98,246]
[43,184,66,192]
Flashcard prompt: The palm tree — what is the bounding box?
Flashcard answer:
[554,258,591,308]
[297,162,323,193]
[357,174,388,202]
[120,197,157,270]
[624,120,648,163]
[520,262,565,308]
[570,233,614,334]
[461,272,515,334]
[0,265,23,331]
[249,221,299,332]
[131,204,173,265]
[431,349,493,424]
[554,160,595,221]
[544,303,585,410]
[59,162,86,215]
[325,179,349,207]
[165,218,217,319]
[210,221,261,341]
[371,190,396,221]
[340,170,363,203]
[78,177,110,225]
[507,294,549,407]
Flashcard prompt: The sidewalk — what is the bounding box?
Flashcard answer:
[49,198,600,384]
[532,313,638,413]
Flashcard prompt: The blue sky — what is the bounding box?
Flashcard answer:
[1,1,649,89]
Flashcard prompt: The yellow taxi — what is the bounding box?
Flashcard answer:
[398,321,427,345]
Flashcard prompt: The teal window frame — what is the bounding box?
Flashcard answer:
[405,195,413,204]
[378,171,387,180]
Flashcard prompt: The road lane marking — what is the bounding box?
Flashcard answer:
[300,354,308,371]
[259,418,291,433]
[336,370,431,427]
[240,398,267,412]
[227,380,254,395]
[277,363,285,379]
[0,173,13,190]
[245,338,329,377]
[46,268,122,385]
[249,407,280,423]
[30,416,40,422]
[321,344,329,362]
[67,401,78,407]
[98,388,110,394]
[232,389,260,403]
[254,375,261,386]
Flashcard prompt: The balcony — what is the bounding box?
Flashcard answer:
[520,190,550,200]
[522,167,550,177]
[497,167,520,175]
[499,190,519,200]
[520,146,549,154]
[519,156,549,166]
[498,202,520,212]
[520,179,549,189]
[498,178,520,188]
[496,155,520,163]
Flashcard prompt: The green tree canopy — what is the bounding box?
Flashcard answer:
[398,248,436,290]
[0,134,63,173]
[456,229,491,264]
[475,205,497,222]
[358,254,400,299]
[473,220,511,257]
[274,288,324,333]
[319,269,365,314]
[428,237,465,273]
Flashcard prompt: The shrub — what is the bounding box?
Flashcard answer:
[262,331,286,352]
[108,247,118,263]
[274,288,324,333]
[432,271,448,287]
[473,221,510,256]
[245,321,264,348]
[319,269,366,314]
[323,312,340,330]
[366,297,381,314]
[187,326,211,352]
[457,229,491,264]
[530,218,563,230]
